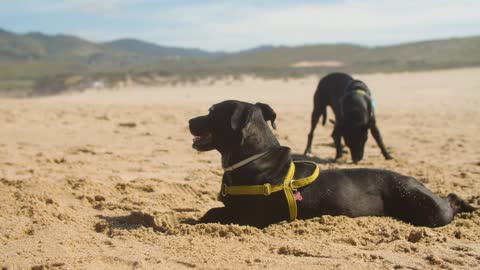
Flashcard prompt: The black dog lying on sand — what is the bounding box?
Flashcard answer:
[189,100,476,228]
[304,72,392,163]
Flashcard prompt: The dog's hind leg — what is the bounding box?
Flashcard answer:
[370,121,393,160]
[304,105,325,156]
[387,179,476,227]
[448,193,477,215]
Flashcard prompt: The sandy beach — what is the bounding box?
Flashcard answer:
[1,68,480,269]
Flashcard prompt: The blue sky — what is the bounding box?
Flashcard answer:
[1,0,479,51]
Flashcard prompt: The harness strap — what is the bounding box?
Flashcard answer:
[221,161,320,221]
[283,162,297,221]
[341,89,375,118]
[355,89,368,96]
[223,151,270,172]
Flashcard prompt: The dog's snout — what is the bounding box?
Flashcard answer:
[189,115,209,135]
[351,151,364,164]
[188,118,197,129]
[188,118,197,133]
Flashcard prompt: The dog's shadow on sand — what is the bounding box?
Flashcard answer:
[291,153,334,164]
[97,211,201,232]
[96,212,167,233]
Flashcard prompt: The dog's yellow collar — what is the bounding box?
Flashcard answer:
[221,161,320,221]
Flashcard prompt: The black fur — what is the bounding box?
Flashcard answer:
[304,72,392,163]
[189,100,476,228]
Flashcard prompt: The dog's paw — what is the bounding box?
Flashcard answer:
[304,152,314,158]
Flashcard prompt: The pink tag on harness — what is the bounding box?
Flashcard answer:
[294,191,303,201]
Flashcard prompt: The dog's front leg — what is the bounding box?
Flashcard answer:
[198,207,234,224]
[370,123,393,160]
[332,125,343,160]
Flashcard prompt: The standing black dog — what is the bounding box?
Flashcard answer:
[189,100,475,228]
[304,72,392,163]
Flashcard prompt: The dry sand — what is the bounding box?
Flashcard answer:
[1,68,480,270]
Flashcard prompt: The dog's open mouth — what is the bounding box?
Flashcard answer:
[192,132,214,151]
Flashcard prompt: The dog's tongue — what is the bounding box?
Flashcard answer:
[193,132,210,142]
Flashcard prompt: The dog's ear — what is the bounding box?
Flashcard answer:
[231,106,256,146]
[230,105,253,131]
[255,102,277,130]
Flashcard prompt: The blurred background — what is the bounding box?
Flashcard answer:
[1,0,479,97]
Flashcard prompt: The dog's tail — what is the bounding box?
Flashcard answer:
[448,193,478,215]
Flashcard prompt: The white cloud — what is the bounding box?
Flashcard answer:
[13,0,124,16]
[4,0,480,50]
[123,0,480,50]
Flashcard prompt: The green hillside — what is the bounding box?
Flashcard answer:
[104,38,223,58]
[0,27,479,96]
[201,37,480,73]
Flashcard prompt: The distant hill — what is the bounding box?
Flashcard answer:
[218,44,368,68]
[1,27,480,76]
[1,27,480,96]
[0,28,122,62]
[0,28,140,81]
[0,28,221,80]
[0,28,219,62]
[103,38,223,58]
[213,36,480,73]
[236,45,285,54]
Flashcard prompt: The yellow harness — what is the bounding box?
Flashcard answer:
[355,89,368,96]
[221,161,320,221]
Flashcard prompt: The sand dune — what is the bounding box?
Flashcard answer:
[1,68,480,269]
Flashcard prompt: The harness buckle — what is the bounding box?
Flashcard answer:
[262,183,272,196]
[288,180,297,193]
